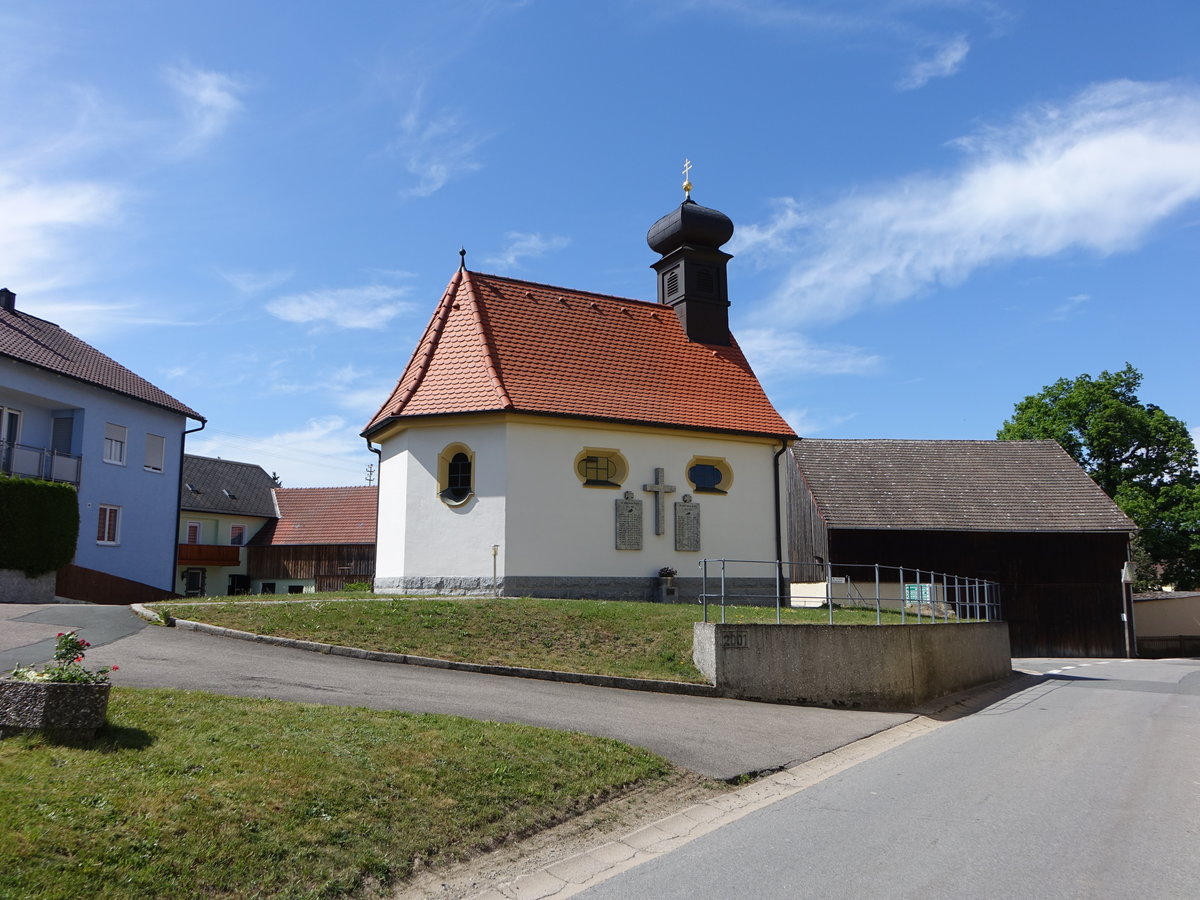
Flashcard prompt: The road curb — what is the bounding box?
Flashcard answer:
[129,603,720,699]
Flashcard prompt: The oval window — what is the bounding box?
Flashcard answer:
[688,463,726,494]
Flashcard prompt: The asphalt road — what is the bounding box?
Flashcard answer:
[0,603,914,780]
[578,656,1200,898]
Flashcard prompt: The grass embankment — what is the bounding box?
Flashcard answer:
[1,688,673,899]
[153,595,916,684]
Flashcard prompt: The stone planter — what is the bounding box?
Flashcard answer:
[0,681,110,736]
[658,576,678,603]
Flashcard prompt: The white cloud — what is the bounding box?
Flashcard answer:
[187,417,373,488]
[220,269,293,295]
[391,92,485,197]
[483,232,570,269]
[1048,293,1090,322]
[165,65,245,153]
[742,80,1200,326]
[266,284,411,329]
[0,173,122,294]
[899,35,969,90]
[738,327,883,377]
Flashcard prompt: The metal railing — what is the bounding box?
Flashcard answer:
[0,440,81,485]
[698,558,1002,625]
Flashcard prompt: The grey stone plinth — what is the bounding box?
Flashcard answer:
[0,681,110,735]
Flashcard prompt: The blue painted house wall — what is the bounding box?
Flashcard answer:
[1,356,188,592]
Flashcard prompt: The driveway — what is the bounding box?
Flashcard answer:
[0,603,914,780]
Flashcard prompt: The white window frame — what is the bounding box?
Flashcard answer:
[144,433,165,472]
[0,406,21,444]
[185,521,202,544]
[229,524,247,546]
[97,505,121,545]
[103,423,127,466]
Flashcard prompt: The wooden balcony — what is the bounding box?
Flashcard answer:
[177,543,242,567]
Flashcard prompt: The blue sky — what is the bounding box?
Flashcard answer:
[4,1,1198,487]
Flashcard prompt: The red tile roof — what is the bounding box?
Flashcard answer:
[0,303,202,420]
[363,270,795,440]
[793,439,1136,533]
[249,486,377,546]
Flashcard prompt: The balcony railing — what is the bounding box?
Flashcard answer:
[0,441,81,485]
[177,543,243,567]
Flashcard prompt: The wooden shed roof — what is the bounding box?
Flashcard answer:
[792,439,1135,534]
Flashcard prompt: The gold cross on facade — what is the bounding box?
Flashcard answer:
[682,158,693,199]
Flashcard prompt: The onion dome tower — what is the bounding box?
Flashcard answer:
[646,162,735,345]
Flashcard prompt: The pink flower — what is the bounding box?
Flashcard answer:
[111,666,119,671]
[74,656,83,663]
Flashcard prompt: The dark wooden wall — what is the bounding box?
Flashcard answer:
[825,529,1130,658]
[56,564,179,605]
[247,544,375,592]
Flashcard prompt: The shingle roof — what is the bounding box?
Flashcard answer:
[363,270,795,440]
[180,455,279,518]
[793,439,1136,533]
[0,302,202,420]
[248,486,377,546]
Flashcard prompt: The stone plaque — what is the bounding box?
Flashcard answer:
[720,629,749,650]
[616,491,643,551]
[674,494,700,552]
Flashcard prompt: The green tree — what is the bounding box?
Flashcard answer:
[998,364,1200,590]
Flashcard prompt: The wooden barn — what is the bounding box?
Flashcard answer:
[789,439,1136,657]
[246,486,377,593]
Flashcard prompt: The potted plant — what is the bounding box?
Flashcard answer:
[1,632,117,737]
[657,566,678,603]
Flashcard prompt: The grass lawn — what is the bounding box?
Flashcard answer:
[153,595,920,684]
[0,687,673,899]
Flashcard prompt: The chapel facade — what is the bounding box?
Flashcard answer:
[362,194,796,600]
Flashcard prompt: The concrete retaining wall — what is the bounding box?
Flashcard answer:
[694,621,1011,710]
[0,569,56,604]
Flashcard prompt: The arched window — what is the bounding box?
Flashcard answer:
[438,443,475,505]
[445,452,471,502]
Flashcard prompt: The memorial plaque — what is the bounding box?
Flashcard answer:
[674,494,700,552]
[616,491,643,551]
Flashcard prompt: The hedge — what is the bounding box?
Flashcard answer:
[0,475,79,577]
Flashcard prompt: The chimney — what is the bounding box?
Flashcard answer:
[0,288,14,312]
[646,199,735,345]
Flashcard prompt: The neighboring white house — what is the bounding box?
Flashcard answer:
[362,196,797,601]
[0,288,203,600]
[176,455,279,597]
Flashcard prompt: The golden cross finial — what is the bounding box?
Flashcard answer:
[682,158,693,199]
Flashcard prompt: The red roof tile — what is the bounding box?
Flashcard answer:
[1,303,202,420]
[364,271,795,440]
[249,486,377,546]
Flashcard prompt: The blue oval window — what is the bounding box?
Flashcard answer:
[689,463,726,494]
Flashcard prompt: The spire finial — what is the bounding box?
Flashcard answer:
[459,247,466,270]
[682,158,693,200]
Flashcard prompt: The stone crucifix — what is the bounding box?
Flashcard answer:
[642,467,676,536]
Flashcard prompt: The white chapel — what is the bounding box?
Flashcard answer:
[362,189,796,600]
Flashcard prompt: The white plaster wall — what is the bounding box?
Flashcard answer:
[1134,595,1200,637]
[375,422,508,580]
[504,420,781,579]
